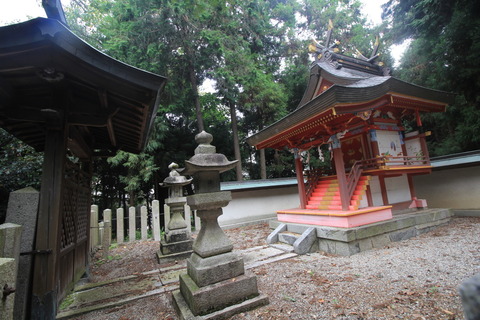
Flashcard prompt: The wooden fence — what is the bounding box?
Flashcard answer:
[89,200,200,252]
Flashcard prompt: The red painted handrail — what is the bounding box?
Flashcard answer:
[304,155,430,209]
[305,168,324,200]
[346,161,363,205]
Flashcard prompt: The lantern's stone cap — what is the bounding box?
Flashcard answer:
[183,131,238,175]
[163,162,193,186]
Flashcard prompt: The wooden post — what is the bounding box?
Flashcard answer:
[407,174,416,200]
[369,129,380,157]
[31,125,67,319]
[331,135,349,211]
[366,184,374,207]
[378,175,389,205]
[293,149,307,209]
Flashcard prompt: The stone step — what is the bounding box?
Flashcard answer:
[306,200,360,208]
[305,204,358,210]
[278,231,301,245]
[270,243,294,253]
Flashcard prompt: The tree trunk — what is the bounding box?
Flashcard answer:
[188,62,204,132]
[229,101,243,181]
[259,148,267,179]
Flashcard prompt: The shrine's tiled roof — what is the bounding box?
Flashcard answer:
[246,51,455,150]
[0,18,166,155]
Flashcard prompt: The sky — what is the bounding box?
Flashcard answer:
[0,0,405,63]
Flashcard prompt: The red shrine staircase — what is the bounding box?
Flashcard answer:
[306,175,371,211]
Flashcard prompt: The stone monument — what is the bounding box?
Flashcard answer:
[5,187,40,320]
[157,162,194,262]
[172,131,268,319]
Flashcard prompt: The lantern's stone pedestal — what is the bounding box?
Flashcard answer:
[172,131,268,319]
[157,198,193,262]
[157,163,194,263]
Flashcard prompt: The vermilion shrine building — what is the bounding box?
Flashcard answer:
[247,30,454,228]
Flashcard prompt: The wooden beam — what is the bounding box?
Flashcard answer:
[42,0,67,25]
[293,149,307,209]
[68,114,108,127]
[332,144,349,211]
[68,126,92,159]
[107,117,117,147]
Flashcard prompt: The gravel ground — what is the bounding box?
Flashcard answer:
[77,216,480,320]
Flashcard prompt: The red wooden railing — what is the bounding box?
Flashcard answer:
[346,160,363,206]
[306,155,431,209]
[362,155,430,169]
[305,168,324,200]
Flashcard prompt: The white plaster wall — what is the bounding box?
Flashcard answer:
[219,185,299,227]
[368,176,384,206]
[367,174,411,206]
[414,166,480,209]
[385,175,411,203]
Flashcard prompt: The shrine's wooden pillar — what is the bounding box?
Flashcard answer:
[378,175,389,206]
[407,174,417,200]
[31,117,68,319]
[331,135,349,211]
[399,131,408,161]
[415,110,430,164]
[293,148,307,209]
[369,129,380,157]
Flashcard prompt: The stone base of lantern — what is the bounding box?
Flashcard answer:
[157,232,193,263]
[172,251,268,319]
[172,273,268,319]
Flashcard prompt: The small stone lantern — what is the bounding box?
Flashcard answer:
[157,162,194,262]
[172,131,268,318]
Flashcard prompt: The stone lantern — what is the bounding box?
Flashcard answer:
[172,131,268,319]
[157,162,194,262]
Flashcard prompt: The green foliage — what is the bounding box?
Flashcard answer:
[384,0,480,155]
[0,129,43,191]
[0,129,43,222]
[61,0,397,199]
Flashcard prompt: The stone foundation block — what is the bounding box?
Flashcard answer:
[187,252,244,287]
[167,231,190,243]
[172,290,269,320]
[160,239,194,255]
[179,272,260,316]
[389,227,417,242]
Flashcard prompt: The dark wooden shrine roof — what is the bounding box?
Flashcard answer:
[246,51,455,151]
[0,18,166,156]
